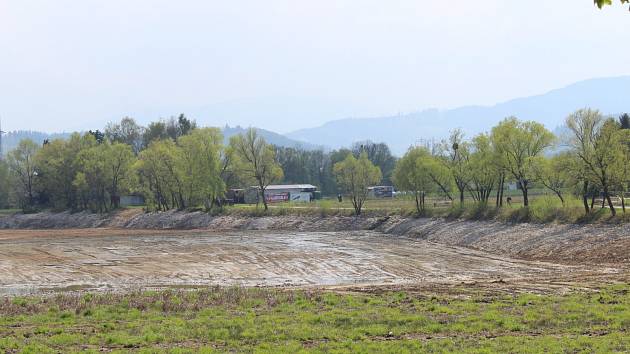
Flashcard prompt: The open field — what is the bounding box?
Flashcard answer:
[2,285,630,353]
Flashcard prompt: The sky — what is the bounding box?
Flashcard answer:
[0,0,629,133]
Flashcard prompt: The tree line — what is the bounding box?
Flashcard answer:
[1,109,629,217]
[392,110,630,216]
[0,115,396,212]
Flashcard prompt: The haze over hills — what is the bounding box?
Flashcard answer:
[2,76,627,156]
[287,76,630,155]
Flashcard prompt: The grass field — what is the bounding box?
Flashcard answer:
[225,193,630,224]
[2,285,630,353]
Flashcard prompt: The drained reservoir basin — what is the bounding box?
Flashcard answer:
[0,229,618,295]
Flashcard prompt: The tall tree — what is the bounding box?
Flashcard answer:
[491,117,555,207]
[7,139,40,210]
[0,160,10,208]
[467,133,497,204]
[393,147,434,213]
[105,117,145,154]
[230,128,283,210]
[439,129,472,204]
[334,152,382,215]
[351,141,396,185]
[178,128,225,210]
[565,109,628,216]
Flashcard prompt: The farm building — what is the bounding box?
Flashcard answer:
[367,186,394,198]
[244,184,319,204]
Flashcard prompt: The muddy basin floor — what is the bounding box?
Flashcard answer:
[0,229,624,295]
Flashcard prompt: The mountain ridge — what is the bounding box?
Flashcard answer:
[287,76,630,155]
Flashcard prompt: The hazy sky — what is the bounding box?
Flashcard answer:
[1,0,629,133]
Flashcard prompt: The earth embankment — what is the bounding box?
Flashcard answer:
[1,210,628,265]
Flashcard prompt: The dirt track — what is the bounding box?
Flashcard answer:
[0,229,625,295]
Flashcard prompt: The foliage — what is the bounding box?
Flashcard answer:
[0,159,9,208]
[393,147,435,213]
[595,0,630,9]
[333,152,382,215]
[491,117,555,207]
[565,109,630,216]
[230,128,283,210]
[351,140,397,185]
[6,139,40,210]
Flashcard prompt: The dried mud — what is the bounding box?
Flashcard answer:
[0,229,626,296]
[1,211,629,295]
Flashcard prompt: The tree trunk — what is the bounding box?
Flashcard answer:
[520,181,529,207]
[499,175,505,207]
[582,181,590,214]
[415,192,421,214]
[261,187,269,211]
[459,189,465,205]
[604,188,616,216]
[622,194,626,213]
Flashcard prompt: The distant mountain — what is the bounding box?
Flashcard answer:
[287,76,630,155]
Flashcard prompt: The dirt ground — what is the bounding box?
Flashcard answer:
[0,229,627,296]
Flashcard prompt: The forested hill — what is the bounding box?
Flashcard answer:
[221,126,319,150]
[287,76,630,155]
[1,127,318,156]
[1,131,72,156]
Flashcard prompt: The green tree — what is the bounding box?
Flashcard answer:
[531,154,572,205]
[439,129,472,204]
[7,139,40,210]
[468,133,497,204]
[105,117,145,154]
[142,121,169,148]
[35,134,96,210]
[565,109,628,216]
[393,147,434,213]
[230,128,283,210]
[352,141,396,185]
[595,0,629,9]
[105,143,137,209]
[178,128,225,210]
[333,152,381,215]
[136,139,185,211]
[491,117,555,207]
[0,159,10,208]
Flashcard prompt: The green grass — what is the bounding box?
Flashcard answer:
[1,285,630,352]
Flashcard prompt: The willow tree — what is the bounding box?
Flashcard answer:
[439,129,471,205]
[334,152,381,215]
[468,133,497,204]
[7,139,40,210]
[565,109,630,216]
[230,128,283,211]
[491,117,555,207]
[393,147,434,213]
[178,128,225,210]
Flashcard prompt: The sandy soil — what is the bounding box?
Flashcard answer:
[0,229,626,296]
